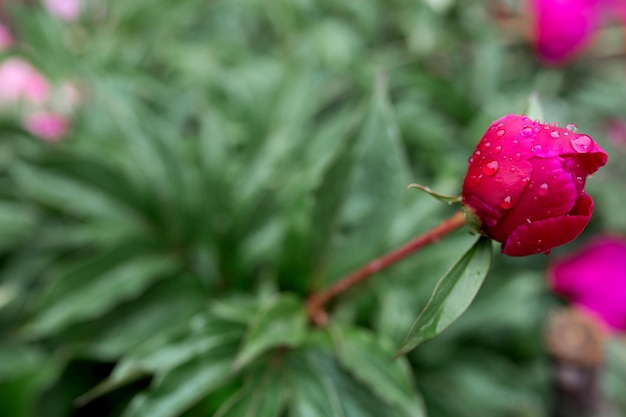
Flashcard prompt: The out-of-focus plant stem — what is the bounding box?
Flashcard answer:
[306,210,467,325]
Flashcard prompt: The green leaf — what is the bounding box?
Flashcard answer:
[522,92,544,122]
[122,342,238,417]
[332,328,427,417]
[396,237,492,356]
[235,294,307,368]
[25,254,179,337]
[78,312,245,405]
[287,347,395,417]
[213,364,286,417]
[326,75,410,281]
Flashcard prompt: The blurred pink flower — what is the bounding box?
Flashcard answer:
[529,0,626,64]
[23,111,69,141]
[0,58,50,105]
[0,24,13,50]
[42,0,81,22]
[548,236,626,332]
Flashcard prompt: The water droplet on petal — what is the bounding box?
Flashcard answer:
[496,129,506,138]
[473,174,483,183]
[570,135,591,153]
[474,150,481,157]
[481,141,491,150]
[513,152,522,161]
[526,218,531,224]
[494,145,502,154]
[501,196,512,209]
[543,249,552,255]
[531,144,543,153]
[538,183,549,195]
[509,166,517,173]
[520,126,534,137]
[550,130,560,138]
[482,160,499,176]
[512,139,519,147]
[520,177,529,186]
[468,157,474,164]
[566,123,578,132]
[576,176,584,184]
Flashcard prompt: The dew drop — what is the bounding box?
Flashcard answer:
[496,129,506,138]
[550,130,560,138]
[509,166,517,173]
[474,150,481,157]
[473,174,483,184]
[520,177,529,186]
[570,135,591,153]
[512,139,519,147]
[543,249,552,255]
[468,157,474,164]
[481,141,491,150]
[494,145,502,154]
[576,176,584,184]
[531,144,543,153]
[501,196,512,209]
[520,126,535,137]
[526,218,532,224]
[513,152,522,161]
[482,160,499,176]
[566,123,578,132]
[538,183,549,195]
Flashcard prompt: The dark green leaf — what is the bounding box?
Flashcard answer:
[235,294,307,368]
[326,76,411,281]
[122,342,238,417]
[396,237,492,356]
[213,364,286,417]
[287,347,395,417]
[332,328,426,417]
[25,255,179,337]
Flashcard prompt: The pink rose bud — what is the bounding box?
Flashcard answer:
[462,114,607,256]
[529,0,602,65]
[548,236,626,332]
[23,111,69,141]
[0,58,50,105]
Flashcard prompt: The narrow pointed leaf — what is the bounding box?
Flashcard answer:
[213,364,286,417]
[396,237,492,356]
[326,76,411,280]
[234,294,307,368]
[122,342,238,417]
[332,328,426,417]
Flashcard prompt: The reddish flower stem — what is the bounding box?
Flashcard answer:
[306,210,467,325]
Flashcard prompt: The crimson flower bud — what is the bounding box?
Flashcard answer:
[462,114,607,256]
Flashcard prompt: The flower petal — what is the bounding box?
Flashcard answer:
[491,156,578,242]
[502,193,593,256]
[530,0,603,65]
[548,235,626,331]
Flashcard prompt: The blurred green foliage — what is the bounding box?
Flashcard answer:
[1,0,626,416]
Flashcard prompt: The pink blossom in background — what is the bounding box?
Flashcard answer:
[23,111,69,141]
[548,236,626,332]
[42,0,81,21]
[528,0,626,65]
[0,58,50,105]
[0,24,13,50]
